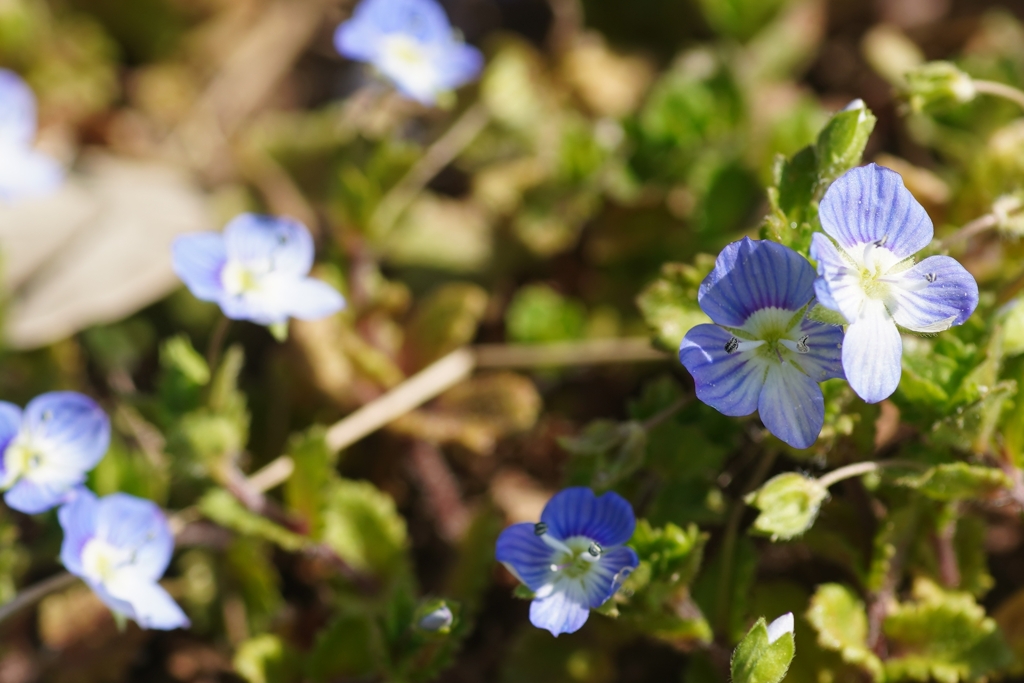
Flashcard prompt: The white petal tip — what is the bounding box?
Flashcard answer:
[767,612,795,644]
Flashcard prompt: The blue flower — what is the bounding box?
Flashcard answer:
[334,0,484,104]
[59,490,190,630]
[495,487,639,637]
[0,392,109,514]
[0,69,63,201]
[810,164,979,403]
[172,213,346,327]
[679,238,844,449]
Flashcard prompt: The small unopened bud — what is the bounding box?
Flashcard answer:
[766,613,794,644]
[731,614,796,683]
[745,472,828,541]
[905,61,976,112]
[414,600,457,635]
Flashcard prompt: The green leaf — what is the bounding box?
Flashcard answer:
[307,610,382,681]
[233,634,300,683]
[695,0,788,42]
[321,479,408,577]
[629,519,706,588]
[198,489,306,551]
[636,259,714,351]
[745,472,829,541]
[284,427,336,537]
[505,284,587,344]
[883,579,1013,683]
[158,334,210,414]
[896,462,1011,502]
[814,99,877,189]
[404,283,488,369]
[806,583,883,680]
[730,615,796,683]
[560,419,648,490]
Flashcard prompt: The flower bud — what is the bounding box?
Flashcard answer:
[731,614,796,683]
[904,61,976,112]
[744,472,828,541]
[415,600,455,634]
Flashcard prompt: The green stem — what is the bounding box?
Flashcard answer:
[714,449,778,641]
[973,79,1024,111]
[816,459,925,490]
[0,572,79,628]
[206,315,231,372]
[939,213,999,249]
[370,102,490,238]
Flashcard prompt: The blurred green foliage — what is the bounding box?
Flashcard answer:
[7,0,1024,681]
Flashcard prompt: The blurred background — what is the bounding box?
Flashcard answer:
[5,0,1024,681]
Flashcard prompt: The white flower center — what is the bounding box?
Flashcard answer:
[379,35,438,94]
[724,306,810,363]
[221,260,266,297]
[81,537,130,584]
[2,433,45,488]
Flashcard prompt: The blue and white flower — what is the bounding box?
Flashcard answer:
[0,392,109,514]
[810,164,979,403]
[495,487,639,637]
[59,490,189,630]
[679,238,844,449]
[334,0,484,105]
[172,213,346,328]
[0,69,63,201]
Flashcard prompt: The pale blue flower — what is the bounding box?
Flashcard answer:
[59,490,189,630]
[810,164,979,403]
[334,0,483,104]
[679,238,844,449]
[172,213,345,327]
[0,69,63,201]
[496,487,639,637]
[0,392,109,514]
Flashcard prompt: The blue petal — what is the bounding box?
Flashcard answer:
[337,0,453,54]
[263,275,346,321]
[0,402,22,484]
[698,238,817,327]
[843,302,902,403]
[757,362,825,449]
[104,572,190,630]
[810,233,860,324]
[172,232,227,302]
[59,489,99,577]
[529,583,590,636]
[540,488,636,546]
[223,214,314,276]
[0,69,37,148]
[5,478,75,514]
[433,42,484,91]
[791,315,845,383]
[218,291,285,326]
[679,324,767,417]
[496,523,555,592]
[24,391,110,474]
[581,545,639,609]
[96,493,174,582]
[819,164,932,258]
[0,147,63,202]
[889,256,979,332]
